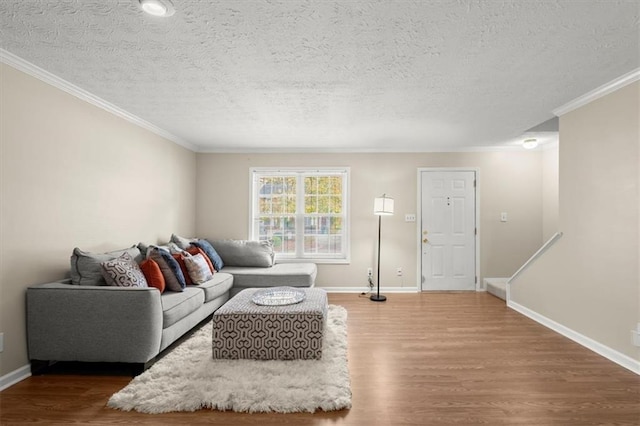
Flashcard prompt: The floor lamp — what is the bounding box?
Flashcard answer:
[372,194,394,302]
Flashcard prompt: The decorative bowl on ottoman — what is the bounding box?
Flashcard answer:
[212,287,328,360]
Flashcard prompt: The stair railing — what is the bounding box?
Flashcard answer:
[507,231,563,285]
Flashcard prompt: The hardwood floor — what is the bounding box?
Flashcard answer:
[1,292,638,425]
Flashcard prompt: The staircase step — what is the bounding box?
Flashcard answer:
[484,278,508,301]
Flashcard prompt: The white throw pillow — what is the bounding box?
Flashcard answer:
[183,252,214,284]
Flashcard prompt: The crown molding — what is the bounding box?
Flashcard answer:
[553,68,640,117]
[196,144,530,154]
[0,49,198,152]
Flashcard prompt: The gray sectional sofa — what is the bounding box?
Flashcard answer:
[26,239,317,374]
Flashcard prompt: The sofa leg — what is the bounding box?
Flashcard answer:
[31,360,54,375]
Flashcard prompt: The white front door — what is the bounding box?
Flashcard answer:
[420,170,476,291]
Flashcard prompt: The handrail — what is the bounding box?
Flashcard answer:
[507,231,563,285]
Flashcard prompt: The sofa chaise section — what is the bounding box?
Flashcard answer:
[223,263,317,296]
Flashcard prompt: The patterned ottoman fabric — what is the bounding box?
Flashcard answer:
[212,287,328,360]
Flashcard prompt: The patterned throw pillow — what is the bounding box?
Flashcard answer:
[191,239,224,271]
[183,252,214,284]
[101,253,148,288]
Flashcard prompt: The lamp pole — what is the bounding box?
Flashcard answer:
[371,213,387,302]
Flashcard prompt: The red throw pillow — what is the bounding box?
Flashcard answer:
[140,258,166,293]
[187,246,215,274]
[172,253,193,286]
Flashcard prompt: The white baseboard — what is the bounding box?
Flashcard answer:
[319,286,418,293]
[507,300,640,375]
[0,364,31,392]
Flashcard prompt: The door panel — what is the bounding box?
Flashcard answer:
[421,171,476,291]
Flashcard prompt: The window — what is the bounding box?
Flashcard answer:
[250,168,349,263]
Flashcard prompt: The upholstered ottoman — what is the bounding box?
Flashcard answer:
[212,287,327,360]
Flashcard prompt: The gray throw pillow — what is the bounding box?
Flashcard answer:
[171,233,197,250]
[209,240,275,268]
[70,245,142,286]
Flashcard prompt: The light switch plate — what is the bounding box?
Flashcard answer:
[500,212,508,222]
[405,214,416,222]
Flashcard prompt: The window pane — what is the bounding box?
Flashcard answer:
[304,236,316,253]
[330,176,342,194]
[330,196,341,213]
[330,235,342,253]
[305,195,317,213]
[285,195,296,213]
[305,177,317,194]
[317,177,331,194]
[330,216,343,234]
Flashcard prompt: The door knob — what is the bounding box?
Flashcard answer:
[423,238,429,243]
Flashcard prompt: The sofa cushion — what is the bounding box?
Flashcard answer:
[191,239,224,271]
[148,248,185,292]
[70,246,142,286]
[101,253,148,288]
[192,272,233,303]
[222,263,317,289]
[210,239,275,267]
[140,258,166,293]
[160,287,205,328]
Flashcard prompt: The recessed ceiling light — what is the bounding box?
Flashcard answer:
[522,138,539,149]
[139,0,175,17]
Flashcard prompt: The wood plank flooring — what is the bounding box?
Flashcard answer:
[1,293,638,425]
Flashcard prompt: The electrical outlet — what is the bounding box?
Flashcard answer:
[396,267,403,276]
[367,267,373,277]
[0,333,4,353]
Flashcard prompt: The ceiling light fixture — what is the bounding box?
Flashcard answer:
[522,138,539,149]
[139,0,175,17]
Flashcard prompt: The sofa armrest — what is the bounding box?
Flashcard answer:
[27,282,163,364]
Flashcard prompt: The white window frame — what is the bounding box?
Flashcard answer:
[249,167,350,264]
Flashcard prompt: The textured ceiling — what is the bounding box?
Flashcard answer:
[1,0,638,152]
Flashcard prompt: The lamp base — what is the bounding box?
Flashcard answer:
[370,294,387,302]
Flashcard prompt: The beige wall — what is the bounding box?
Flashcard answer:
[542,143,559,240]
[0,64,197,376]
[196,151,544,289]
[510,82,639,360]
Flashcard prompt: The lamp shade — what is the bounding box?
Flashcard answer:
[374,195,394,216]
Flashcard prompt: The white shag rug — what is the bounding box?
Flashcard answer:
[108,304,351,414]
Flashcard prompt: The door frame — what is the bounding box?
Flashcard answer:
[416,167,481,291]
